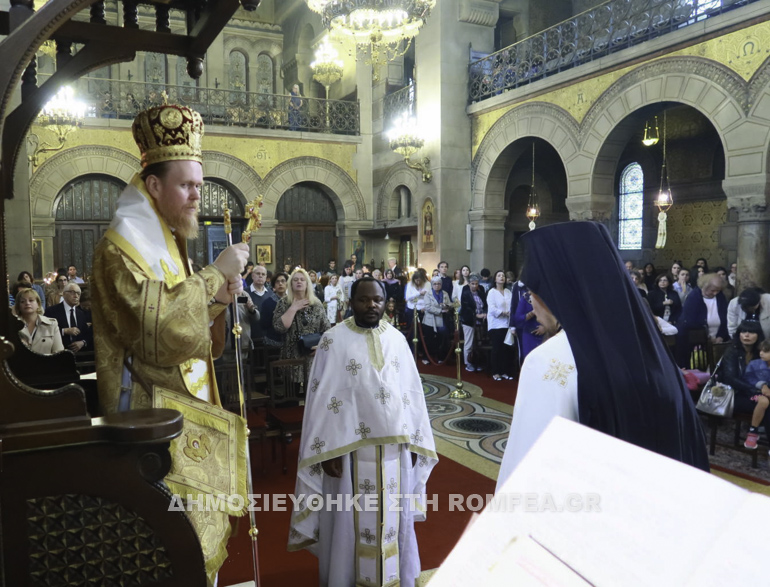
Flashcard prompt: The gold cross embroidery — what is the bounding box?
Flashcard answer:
[542,359,575,388]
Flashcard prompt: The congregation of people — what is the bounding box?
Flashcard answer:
[15,254,768,394]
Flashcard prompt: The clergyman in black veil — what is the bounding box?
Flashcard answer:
[497,221,709,490]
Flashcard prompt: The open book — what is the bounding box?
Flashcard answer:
[429,417,770,586]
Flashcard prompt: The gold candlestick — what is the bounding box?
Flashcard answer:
[412,305,425,383]
[449,303,470,399]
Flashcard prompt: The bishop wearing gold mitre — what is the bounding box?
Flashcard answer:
[91,102,251,585]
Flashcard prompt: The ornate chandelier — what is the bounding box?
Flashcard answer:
[311,40,344,132]
[311,40,344,93]
[28,85,87,168]
[306,0,435,81]
[388,112,431,182]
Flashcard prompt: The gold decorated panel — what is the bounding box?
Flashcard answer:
[31,126,357,185]
[650,200,728,268]
[203,136,358,182]
[31,126,138,168]
[472,20,770,158]
[670,21,770,81]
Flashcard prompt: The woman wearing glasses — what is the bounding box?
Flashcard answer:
[47,273,70,307]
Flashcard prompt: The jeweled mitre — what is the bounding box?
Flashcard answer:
[132,104,204,167]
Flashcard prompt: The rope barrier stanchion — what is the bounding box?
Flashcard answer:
[416,310,456,367]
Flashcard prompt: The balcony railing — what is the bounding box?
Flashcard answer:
[469,0,757,103]
[43,76,360,135]
[383,82,416,129]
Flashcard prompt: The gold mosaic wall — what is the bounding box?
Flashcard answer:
[34,126,358,184]
[204,135,357,182]
[650,200,729,268]
[472,20,770,158]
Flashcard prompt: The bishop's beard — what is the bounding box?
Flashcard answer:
[157,200,200,240]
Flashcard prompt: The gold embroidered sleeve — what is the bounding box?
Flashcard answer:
[96,241,225,367]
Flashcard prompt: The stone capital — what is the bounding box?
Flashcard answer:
[337,220,374,234]
[566,194,614,222]
[722,175,770,221]
[459,0,499,27]
[468,208,508,230]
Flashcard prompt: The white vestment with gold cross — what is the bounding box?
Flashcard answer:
[288,318,438,587]
[496,329,579,492]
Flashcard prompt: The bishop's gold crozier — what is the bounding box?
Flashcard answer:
[223,195,264,587]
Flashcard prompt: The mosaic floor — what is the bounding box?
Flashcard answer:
[423,374,770,493]
[423,375,510,480]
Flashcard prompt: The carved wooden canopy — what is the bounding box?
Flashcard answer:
[0,0,257,335]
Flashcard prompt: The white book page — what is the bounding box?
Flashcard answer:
[430,529,593,587]
[684,492,770,586]
[430,417,748,587]
[497,418,745,587]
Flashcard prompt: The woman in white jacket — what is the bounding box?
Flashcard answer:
[487,270,513,381]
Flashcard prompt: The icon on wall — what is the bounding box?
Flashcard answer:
[257,244,272,265]
[351,239,365,266]
[421,198,435,252]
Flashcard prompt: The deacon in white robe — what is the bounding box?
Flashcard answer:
[289,278,437,587]
[496,329,578,492]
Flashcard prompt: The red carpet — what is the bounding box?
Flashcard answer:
[219,434,496,586]
[417,359,518,406]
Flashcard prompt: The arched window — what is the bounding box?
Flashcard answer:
[229,50,248,91]
[397,186,412,218]
[145,53,167,85]
[188,180,245,268]
[256,54,274,95]
[176,56,199,102]
[618,162,644,250]
[200,181,243,218]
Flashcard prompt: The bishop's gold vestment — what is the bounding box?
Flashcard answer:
[92,174,248,583]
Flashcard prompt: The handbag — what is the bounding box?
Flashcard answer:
[695,357,734,418]
[297,333,322,355]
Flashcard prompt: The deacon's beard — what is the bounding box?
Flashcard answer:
[158,201,200,240]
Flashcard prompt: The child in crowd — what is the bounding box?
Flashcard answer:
[745,339,770,395]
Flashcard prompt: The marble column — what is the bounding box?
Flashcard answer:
[734,208,770,292]
[724,180,770,293]
[468,209,508,271]
[415,0,497,269]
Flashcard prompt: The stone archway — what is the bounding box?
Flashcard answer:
[202,151,261,207]
[471,101,580,212]
[580,57,761,219]
[260,156,366,221]
[376,165,421,224]
[28,145,140,274]
[470,103,577,269]
[30,145,140,220]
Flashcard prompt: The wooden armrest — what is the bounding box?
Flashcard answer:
[2,408,183,453]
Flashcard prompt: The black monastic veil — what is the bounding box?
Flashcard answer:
[520,221,710,471]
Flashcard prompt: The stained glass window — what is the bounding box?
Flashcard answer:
[619,162,643,250]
